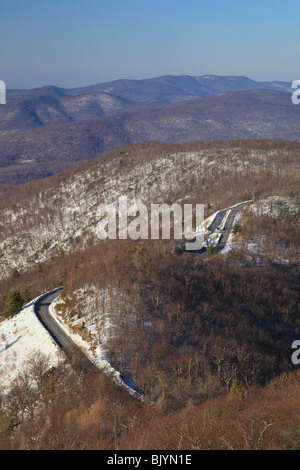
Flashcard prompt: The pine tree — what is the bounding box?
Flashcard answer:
[21,285,31,304]
[2,289,24,319]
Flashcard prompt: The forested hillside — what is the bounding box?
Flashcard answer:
[0,138,299,450]
[1,75,299,185]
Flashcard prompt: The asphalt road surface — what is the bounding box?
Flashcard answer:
[34,289,145,400]
[207,210,226,232]
[34,288,95,372]
[217,202,249,251]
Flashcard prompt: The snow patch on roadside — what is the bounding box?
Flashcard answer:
[0,294,61,394]
[220,210,243,254]
[51,287,144,401]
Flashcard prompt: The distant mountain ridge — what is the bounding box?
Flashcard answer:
[1,88,151,132]
[0,75,297,185]
[7,74,292,104]
[84,74,292,103]
[3,75,293,134]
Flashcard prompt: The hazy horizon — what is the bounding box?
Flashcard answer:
[1,0,299,89]
[5,73,294,92]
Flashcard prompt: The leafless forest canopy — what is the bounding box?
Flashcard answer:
[0,138,299,450]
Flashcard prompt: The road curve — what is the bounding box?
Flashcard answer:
[34,288,95,371]
[34,288,145,400]
[207,210,226,232]
[217,201,249,251]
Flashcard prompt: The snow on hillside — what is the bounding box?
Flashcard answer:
[1,194,298,396]
[0,145,279,282]
[232,195,300,263]
[219,210,243,254]
[248,195,299,218]
[49,289,144,400]
[48,287,114,366]
[0,296,61,394]
[0,288,143,400]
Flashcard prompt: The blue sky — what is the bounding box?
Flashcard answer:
[1,0,299,88]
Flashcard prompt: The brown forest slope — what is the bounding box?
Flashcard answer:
[0,89,299,185]
[0,138,300,450]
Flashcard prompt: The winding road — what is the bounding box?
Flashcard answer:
[34,288,145,399]
[207,210,227,232]
[33,200,250,376]
[216,201,249,251]
[34,288,95,372]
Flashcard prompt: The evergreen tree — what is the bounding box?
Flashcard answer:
[21,285,31,304]
[2,289,24,319]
